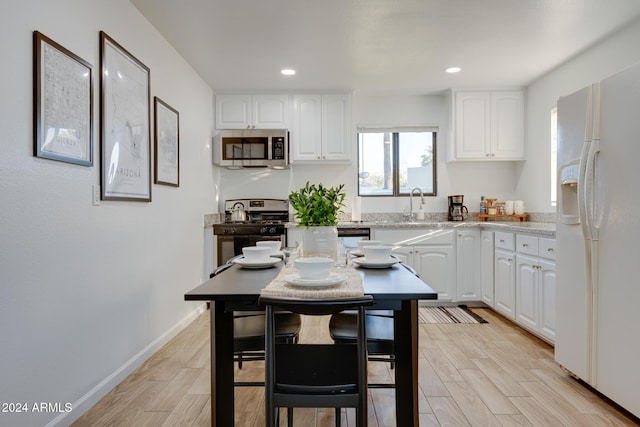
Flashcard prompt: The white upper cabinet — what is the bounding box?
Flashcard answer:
[291,94,351,163]
[216,94,289,129]
[449,90,525,161]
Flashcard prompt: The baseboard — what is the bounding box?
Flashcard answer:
[46,303,208,427]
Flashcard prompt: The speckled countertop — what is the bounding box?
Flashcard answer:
[298,221,556,237]
[205,213,556,236]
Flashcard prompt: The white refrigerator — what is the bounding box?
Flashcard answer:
[556,61,640,418]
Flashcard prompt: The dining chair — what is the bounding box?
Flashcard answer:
[328,262,421,386]
[259,295,374,427]
[210,258,302,375]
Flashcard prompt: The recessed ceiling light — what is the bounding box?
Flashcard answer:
[281,69,296,76]
[446,67,461,74]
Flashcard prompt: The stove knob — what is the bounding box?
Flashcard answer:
[269,227,277,234]
[260,227,268,234]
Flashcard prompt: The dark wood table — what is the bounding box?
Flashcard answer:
[184,262,437,426]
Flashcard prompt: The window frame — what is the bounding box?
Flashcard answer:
[356,127,438,197]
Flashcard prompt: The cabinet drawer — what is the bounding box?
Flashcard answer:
[516,234,538,256]
[373,229,453,246]
[538,238,556,260]
[494,232,514,251]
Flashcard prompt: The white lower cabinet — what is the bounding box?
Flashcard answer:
[494,232,516,320]
[456,229,481,301]
[515,235,556,343]
[373,229,455,301]
[481,231,494,307]
[413,245,455,301]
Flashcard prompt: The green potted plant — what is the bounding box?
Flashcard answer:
[289,182,346,258]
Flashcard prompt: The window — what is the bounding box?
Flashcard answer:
[550,107,557,206]
[357,127,437,197]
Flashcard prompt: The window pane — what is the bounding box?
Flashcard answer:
[398,132,434,194]
[358,132,394,195]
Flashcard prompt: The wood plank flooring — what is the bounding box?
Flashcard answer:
[72,308,639,426]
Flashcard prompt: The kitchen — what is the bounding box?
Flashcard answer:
[3,0,640,426]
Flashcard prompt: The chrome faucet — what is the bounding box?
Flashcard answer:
[409,187,424,220]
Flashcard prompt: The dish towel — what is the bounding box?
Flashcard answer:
[260,265,364,298]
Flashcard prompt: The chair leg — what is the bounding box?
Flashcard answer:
[237,351,243,369]
[287,407,293,427]
[335,407,341,427]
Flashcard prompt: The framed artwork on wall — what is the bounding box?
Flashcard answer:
[99,31,151,202]
[33,31,93,166]
[153,97,180,187]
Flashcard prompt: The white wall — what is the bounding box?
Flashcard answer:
[520,19,640,212]
[0,1,215,425]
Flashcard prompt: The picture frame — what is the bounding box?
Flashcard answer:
[33,31,93,166]
[99,31,151,201]
[153,97,180,187]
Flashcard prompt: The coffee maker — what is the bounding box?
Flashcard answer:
[448,195,468,221]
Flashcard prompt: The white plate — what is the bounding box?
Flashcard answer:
[285,274,346,288]
[352,256,399,269]
[234,257,281,269]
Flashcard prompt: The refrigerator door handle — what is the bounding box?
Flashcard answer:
[578,84,593,241]
[578,139,592,241]
[584,139,601,241]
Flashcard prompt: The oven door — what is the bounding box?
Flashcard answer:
[216,234,285,266]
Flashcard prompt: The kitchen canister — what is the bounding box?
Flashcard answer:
[514,200,525,215]
[504,200,514,215]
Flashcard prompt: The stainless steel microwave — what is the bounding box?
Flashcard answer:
[213,129,289,169]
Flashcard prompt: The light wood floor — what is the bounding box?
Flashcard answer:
[73,308,639,426]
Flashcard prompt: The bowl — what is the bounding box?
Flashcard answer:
[362,245,392,262]
[242,246,273,262]
[356,239,382,252]
[294,257,333,280]
[256,240,282,254]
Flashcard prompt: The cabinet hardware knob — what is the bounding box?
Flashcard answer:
[522,243,528,247]
[548,248,554,252]
[499,239,505,243]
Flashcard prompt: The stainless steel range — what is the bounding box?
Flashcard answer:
[214,198,289,265]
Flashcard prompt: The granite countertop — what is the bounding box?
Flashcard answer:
[205,212,556,236]
[288,220,556,237]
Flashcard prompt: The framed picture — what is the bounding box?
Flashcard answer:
[33,31,93,166]
[154,97,180,187]
[99,31,151,201]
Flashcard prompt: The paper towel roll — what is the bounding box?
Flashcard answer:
[514,200,524,215]
[351,196,362,221]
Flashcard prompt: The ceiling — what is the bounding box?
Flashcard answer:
[130,0,640,95]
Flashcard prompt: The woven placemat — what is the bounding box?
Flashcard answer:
[260,265,364,298]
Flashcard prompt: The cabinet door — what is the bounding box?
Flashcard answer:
[481,231,494,307]
[216,95,252,129]
[389,245,413,266]
[252,95,289,129]
[456,230,481,301]
[490,91,524,159]
[321,94,351,161]
[454,91,490,159]
[494,248,516,319]
[291,95,322,161]
[414,245,455,301]
[539,258,556,342]
[516,254,539,331]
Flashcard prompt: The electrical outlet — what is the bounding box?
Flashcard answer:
[92,185,101,206]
